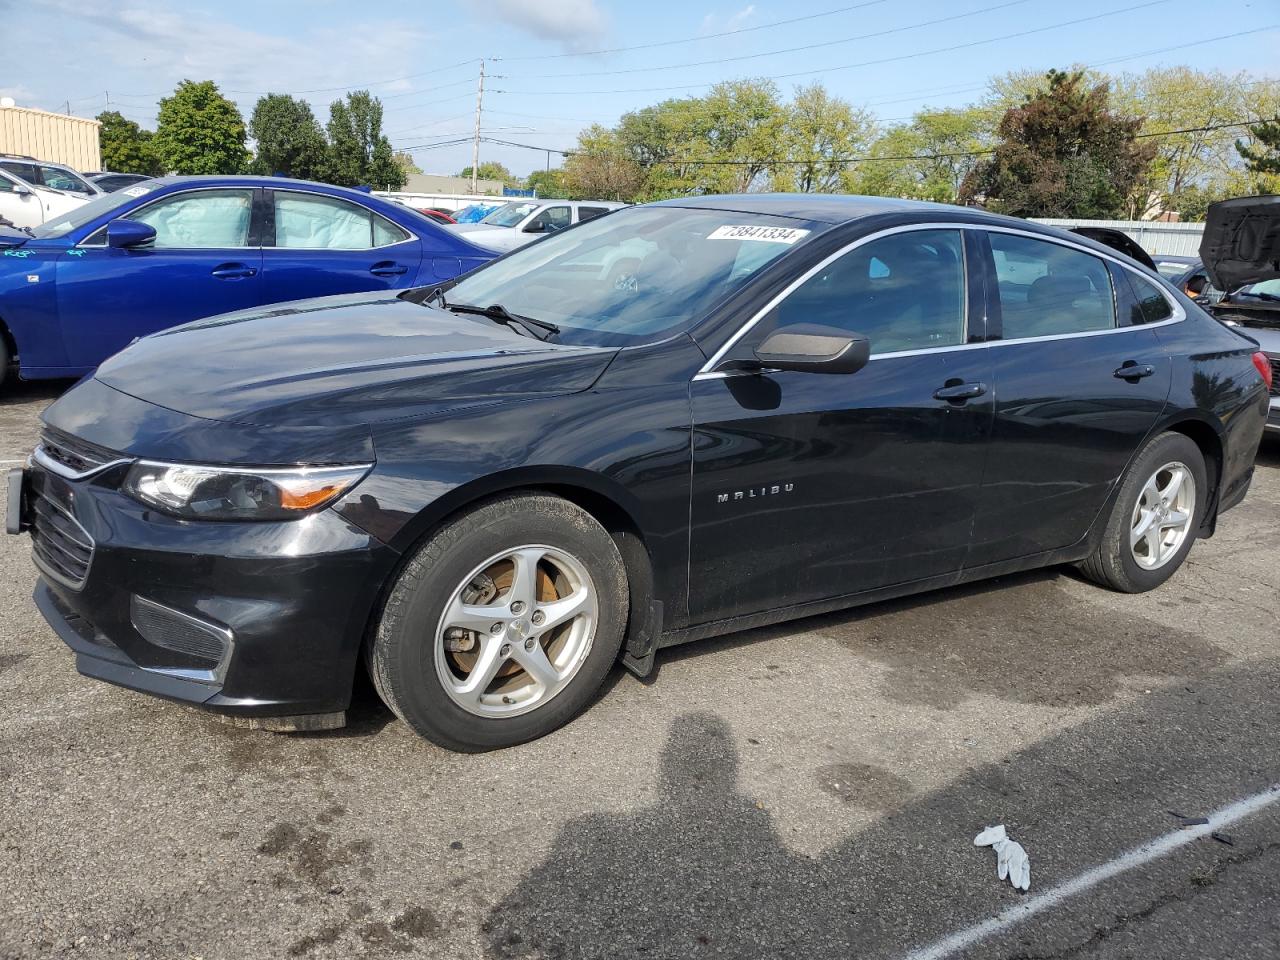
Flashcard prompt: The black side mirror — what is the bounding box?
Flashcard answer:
[523,220,546,234]
[752,324,870,375]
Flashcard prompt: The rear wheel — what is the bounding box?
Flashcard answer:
[368,493,628,751]
[1078,432,1207,593]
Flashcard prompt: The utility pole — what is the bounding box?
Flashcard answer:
[470,60,485,194]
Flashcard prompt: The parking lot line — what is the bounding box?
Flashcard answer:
[901,784,1280,960]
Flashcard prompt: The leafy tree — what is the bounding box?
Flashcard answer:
[248,94,328,180]
[393,151,422,178]
[326,91,405,189]
[564,125,646,201]
[846,107,991,202]
[153,80,249,175]
[96,110,163,175]
[456,161,520,188]
[960,70,1154,218]
[1237,117,1280,176]
[773,84,874,193]
[526,168,568,197]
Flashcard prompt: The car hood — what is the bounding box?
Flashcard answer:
[1069,227,1157,271]
[448,223,527,251]
[0,226,29,247]
[1200,195,1280,292]
[91,290,617,427]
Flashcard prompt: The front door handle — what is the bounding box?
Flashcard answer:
[211,262,257,279]
[370,261,408,277]
[933,381,988,403]
[1114,362,1156,381]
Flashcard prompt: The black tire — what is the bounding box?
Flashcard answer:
[368,492,628,751]
[1078,431,1207,593]
[0,331,10,392]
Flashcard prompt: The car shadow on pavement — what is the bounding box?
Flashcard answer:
[483,660,1280,960]
[0,378,71,407]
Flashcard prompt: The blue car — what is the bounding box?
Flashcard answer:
[0,176,497,385]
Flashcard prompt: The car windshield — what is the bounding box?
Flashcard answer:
[482,201,540,227]
[444,206,821,347]
[29,185,155,239]
[1235,278,1280,300]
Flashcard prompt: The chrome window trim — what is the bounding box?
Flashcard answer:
[32,444,133,480]
[694,221,1186,381]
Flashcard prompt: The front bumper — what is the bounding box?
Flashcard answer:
[14,459,400,723]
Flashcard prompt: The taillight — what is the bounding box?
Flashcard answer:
[1253,352,1274,391]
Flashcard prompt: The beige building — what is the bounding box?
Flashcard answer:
[0,104,102,172]
[402,173,505,196]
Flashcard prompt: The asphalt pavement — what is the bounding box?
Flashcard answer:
[2,377,1278,960]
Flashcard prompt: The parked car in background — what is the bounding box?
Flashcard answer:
[1151,254,1199,279]
[10,194,1268,750]
[87,172,154,193]
[1172,260,1227,302]
[0,175,497,386]
[449,198,626,252]
[0,166,92,229]
[1196,195,1280,434]
[0,155,103,197]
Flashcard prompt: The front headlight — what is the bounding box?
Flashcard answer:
[122,461,372,521]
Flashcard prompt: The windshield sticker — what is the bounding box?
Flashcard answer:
[707,225,810,244]
[122,185,154,198]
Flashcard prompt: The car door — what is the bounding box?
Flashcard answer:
[260,189,423,302]
[0,171,46,228]
[965,229,1173,566]
[687,226,994,624]
[55,186,263,367]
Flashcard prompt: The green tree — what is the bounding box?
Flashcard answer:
[95,110,163,175]
[393,151,422,178]
[248,94,328,180]
[456,161,520,188]
[153,80,249,175]
[960,70,1154,218]
[773,83,874,193]
[846,107,991,202]
[1237,117,1280,176]
[326,91,405,189]
[526,168,568,197]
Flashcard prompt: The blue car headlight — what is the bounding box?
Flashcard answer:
[123,461,371,521]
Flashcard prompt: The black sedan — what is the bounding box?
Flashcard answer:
[7,195,1271,751]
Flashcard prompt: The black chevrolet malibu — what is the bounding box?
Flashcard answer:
[7,195,1272,750]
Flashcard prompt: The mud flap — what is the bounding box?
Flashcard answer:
[621,599,663,679]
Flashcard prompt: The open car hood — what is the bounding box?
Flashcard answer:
[1200,195,1280,292]
[1068,227,1156,271]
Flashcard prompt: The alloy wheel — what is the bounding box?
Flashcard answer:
[434,544,598,718]
[1129,461,1195,571]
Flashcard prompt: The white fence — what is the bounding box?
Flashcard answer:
[1032,218,1204,257]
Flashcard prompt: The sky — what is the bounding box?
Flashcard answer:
[2,0,1277,178]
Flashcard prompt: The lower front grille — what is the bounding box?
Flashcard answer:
[31,494,94,588]
[130,596,231,669]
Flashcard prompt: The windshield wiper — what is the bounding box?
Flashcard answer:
[445,302,561,342]
[1239,291,1280,302]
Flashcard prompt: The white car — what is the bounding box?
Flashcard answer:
[448,199,625,252]
[0,166,92,229]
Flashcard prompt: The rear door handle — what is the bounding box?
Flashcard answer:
[933,381,988,402]
[370,261,408,277]
[1114,362,1156,380]
[211,262,257,279]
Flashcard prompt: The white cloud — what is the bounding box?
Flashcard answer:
[489,0,607,53]
[699,4,757,35]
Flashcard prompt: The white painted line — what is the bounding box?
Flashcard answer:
[902,785,1280,960]
[0,459,27,465]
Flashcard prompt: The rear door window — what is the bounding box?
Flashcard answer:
[273,192,405,249]
[577,206,611,223]
[990,233,1115,338]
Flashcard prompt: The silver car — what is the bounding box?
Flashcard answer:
[449,199,626,252]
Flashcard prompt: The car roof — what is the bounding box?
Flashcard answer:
[145,175,402,198]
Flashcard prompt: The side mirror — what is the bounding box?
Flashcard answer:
[752,324,870,375]
[12,183,31,196]
[106,219,156,250]
[523,220,546,234]
[1184,275,1207,296]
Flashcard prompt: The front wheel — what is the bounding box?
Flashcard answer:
[1078,431,1207,593]
[368,493,629,751]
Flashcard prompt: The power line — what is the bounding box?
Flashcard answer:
[511,1,1170,96]
[495,0,894,62]
[506,0,1037,80]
